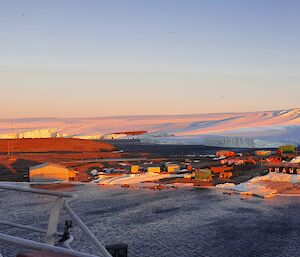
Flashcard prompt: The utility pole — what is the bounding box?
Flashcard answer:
[7,137,11,156]
[11,120,14,159]
[8,121,14,160]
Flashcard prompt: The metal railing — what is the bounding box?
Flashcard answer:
[0,184,112,257]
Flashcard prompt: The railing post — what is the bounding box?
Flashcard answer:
[45,196,64,245]
[64,202,112,257]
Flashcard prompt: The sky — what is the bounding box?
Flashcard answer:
[1,0,300,118]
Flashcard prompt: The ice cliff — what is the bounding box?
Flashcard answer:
[0,108,299,148]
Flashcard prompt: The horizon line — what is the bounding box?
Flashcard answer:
[1,107,300,121]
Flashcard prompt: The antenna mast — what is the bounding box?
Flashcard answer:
[11,120,14,158]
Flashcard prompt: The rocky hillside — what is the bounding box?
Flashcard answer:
[0,138,116,153]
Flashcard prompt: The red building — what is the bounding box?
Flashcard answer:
[216,151,236,158]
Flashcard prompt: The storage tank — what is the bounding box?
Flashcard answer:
[220,159,228,165]
[130,165,139,174]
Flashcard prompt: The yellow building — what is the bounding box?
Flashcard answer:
[167,164,180,173]
[29,163,76,182]
[147,167,161,173]
[131,165,140,174]
[255,150,272,156]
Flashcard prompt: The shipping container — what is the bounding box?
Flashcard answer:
[255,150,272,156]
[211,166,233,174]
[219,171,233,179]
[147,167,161,173]
[167,164,180,173]
[194,169,212,180]
[186,165,193,172]
[184,174,193,179]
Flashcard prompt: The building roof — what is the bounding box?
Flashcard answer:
[290,156,300,164]
[30,162,68,171]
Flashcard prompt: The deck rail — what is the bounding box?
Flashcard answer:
[0,184,112,257]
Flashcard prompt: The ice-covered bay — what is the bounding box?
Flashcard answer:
[1,184,300,257]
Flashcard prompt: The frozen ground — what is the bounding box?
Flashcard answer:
[1,184,300,257]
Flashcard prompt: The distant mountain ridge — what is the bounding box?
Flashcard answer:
[1,108,300,148]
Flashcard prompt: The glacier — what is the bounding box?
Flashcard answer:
[0,108,300,148]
